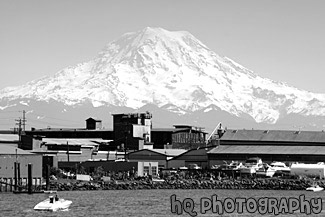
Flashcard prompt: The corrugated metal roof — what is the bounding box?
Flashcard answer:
[169,145,217,161]
[151,128,193,133]
[220,129,325,143]
[27,128,112,132]
[208,145,325,155]
[0,134,19,142]
[130,149,186,157]
[151,128,175,132]
[42,138,106,146]
[0,144,34,155]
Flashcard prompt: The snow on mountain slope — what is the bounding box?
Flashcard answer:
[1,27,325,124]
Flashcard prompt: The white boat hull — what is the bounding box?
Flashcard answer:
[34,198,72,211]
[44,190,57,194]
[306,186,324,192]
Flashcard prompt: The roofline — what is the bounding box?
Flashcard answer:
[168,145,217,161]
[224,129,325,133]
[129,149,168,157]
[220,140,325,145]
[26,129,113,132]
[129,148,186,157]
[0,153,36,155]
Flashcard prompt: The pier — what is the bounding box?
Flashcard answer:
[0,163,43,193]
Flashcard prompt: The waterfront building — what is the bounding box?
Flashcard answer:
[151,125,207,149]
[208,129,325,166]
[128,149,187,169]
[167,145,216,169]
[112,112,152,151]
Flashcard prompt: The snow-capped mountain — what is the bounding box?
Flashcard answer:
[1,27,325,130]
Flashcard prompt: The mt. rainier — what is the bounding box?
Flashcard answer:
[1,27,325,130]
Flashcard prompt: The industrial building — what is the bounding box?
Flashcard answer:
[80,160,159,177]
[85,117,102,130]
[151,125,207,149]
[167,145,216,169]
[0,131,19,146]
[112,112,153,151]
[208,129,325,166]
[128,149,187,169]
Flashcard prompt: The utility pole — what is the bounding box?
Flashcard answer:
[124,130,128,162]
[124,122,129,161]
[67,141,70,163]
[15,118,22,146]
[22,110,26,133]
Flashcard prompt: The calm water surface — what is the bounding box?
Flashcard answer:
[1,189,325,217]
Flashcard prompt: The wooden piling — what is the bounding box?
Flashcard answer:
[28,164,32,194]
[14,162,17,191]
[46,164,50,191]
[17,163,21,191]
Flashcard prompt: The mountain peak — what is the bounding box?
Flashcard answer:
[97,27,211,68]
[140,26,169,36]
[1,27,325,127]
[137,27,195,41]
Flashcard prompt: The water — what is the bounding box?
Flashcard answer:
[1,189,325,216]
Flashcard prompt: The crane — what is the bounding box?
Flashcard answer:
[206,122,223,144]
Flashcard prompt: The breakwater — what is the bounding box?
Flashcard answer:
[48,178,325,191]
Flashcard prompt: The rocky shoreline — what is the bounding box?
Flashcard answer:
[47,178,325,191]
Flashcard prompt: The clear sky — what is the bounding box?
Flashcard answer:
[1,0,325,93]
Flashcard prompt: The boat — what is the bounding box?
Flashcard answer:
[34,195,72,211]
[227,161,244,170]
[239,157,263,174]
[217,161,244,171]
[269,162,290,174]
[257,162,291,177]
[290,162,325,179]
[256,163,276,177]
[44,190,57,194]
[306,185,324,192]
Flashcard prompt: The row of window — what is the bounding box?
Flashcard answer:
[143,166,157,176]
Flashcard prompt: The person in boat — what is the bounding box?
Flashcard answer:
[55,194,59,201]
[49,196,54,203]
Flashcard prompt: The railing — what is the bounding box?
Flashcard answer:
[0,177,42,192]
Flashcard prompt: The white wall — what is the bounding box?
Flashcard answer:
[137,162,158,177]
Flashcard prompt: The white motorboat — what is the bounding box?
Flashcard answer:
[290,162,325,179]
[34,196,72,211]
[269,162,291,175]
[256,163,276,177]
[258,162,291,177]
[44,190,57,194]
[306,185,324,192]
[240,157,263,174]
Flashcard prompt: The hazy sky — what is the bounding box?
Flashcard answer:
[1,0,325,93]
